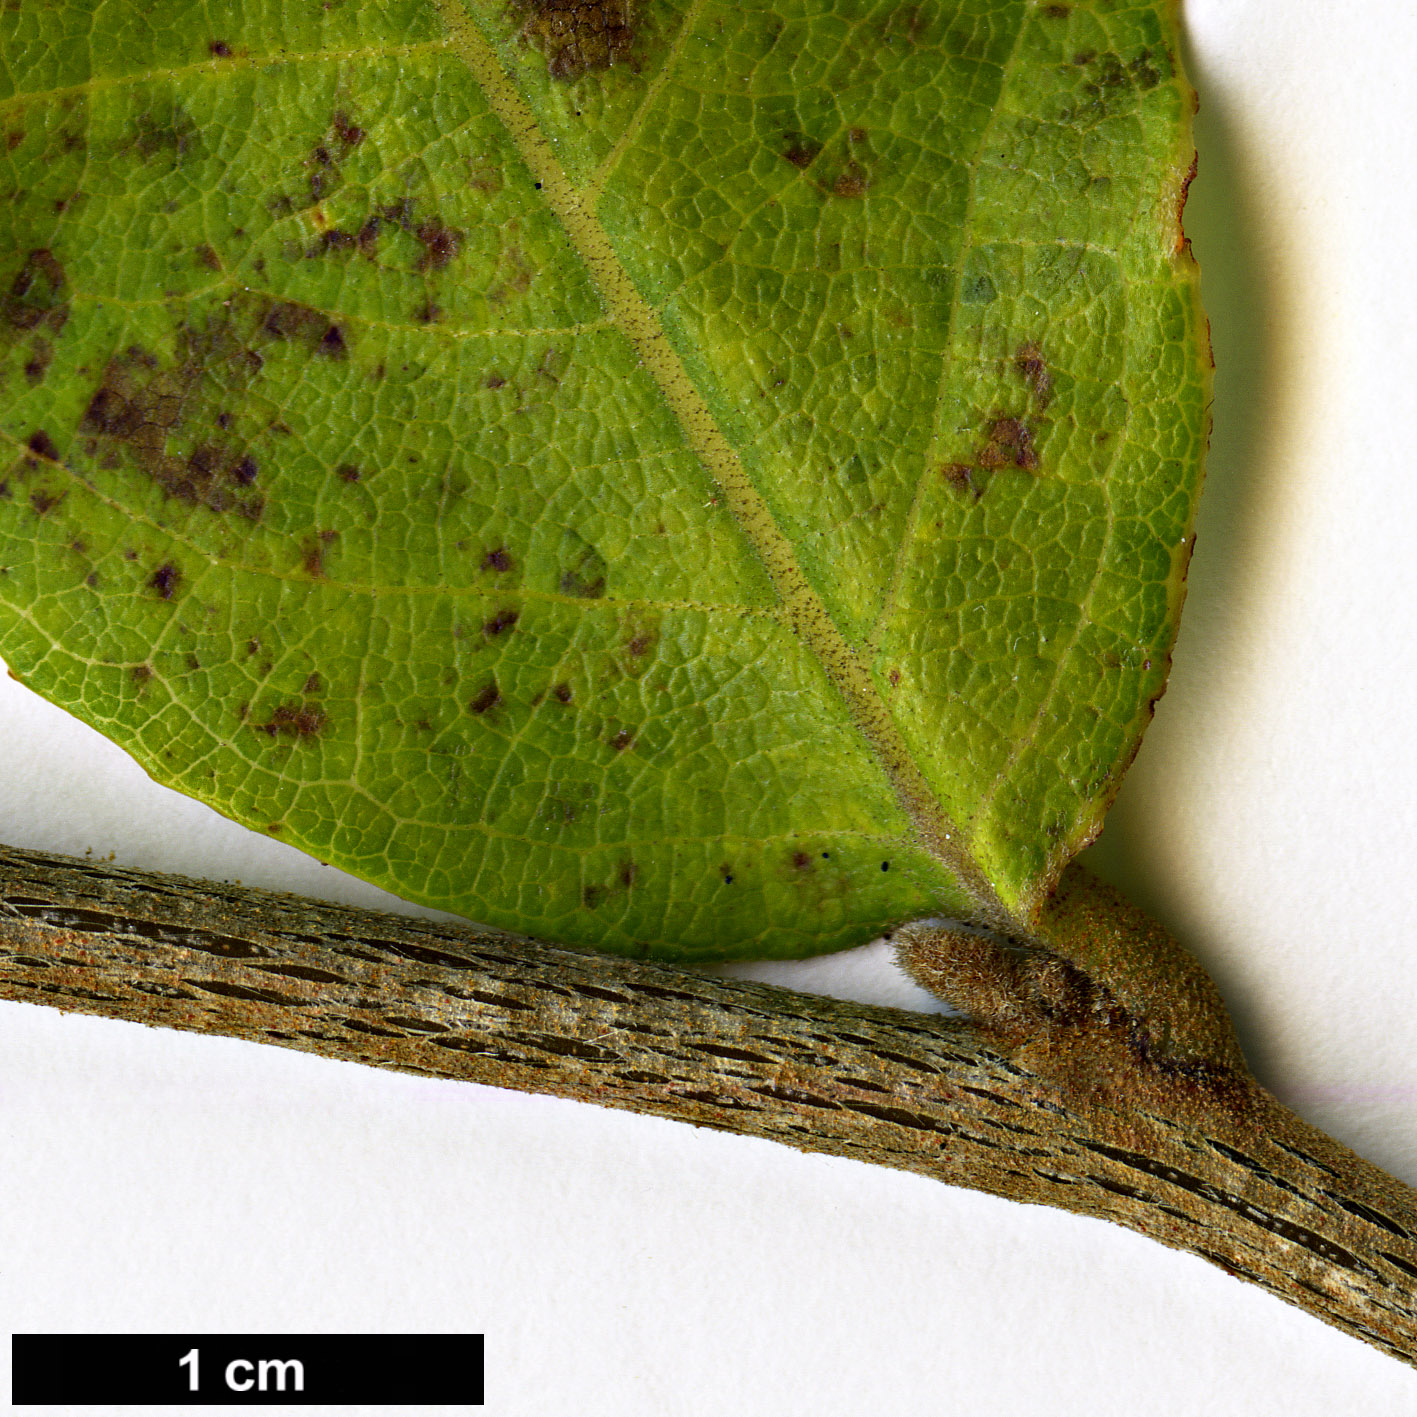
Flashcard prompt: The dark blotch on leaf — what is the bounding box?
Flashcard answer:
[77,338,266,517]
[309,229,356,257]
[149,563,180,599]
[133,102,197,163]
[483,547,513,572]
[209,40,233,57]
[131,664,154,683]
[336,463,361,483]
[977,416,1038,472]
[552,682,572,703]
[468,681,501,714]
[1015,341,1052,405]
[196,244,221,271]
[332,111,365,146]
[29,489,61,516]
[23,338,53,386]
[261,300,348,360]
[254,703,328,739]
[414,218,464,272]
[611,728,633,752]
[832,162,869,198]
[942,462,981,500]
[26,429,59,462]
[302,530,338,578]
[483,608,519,637]
[782,133,822,169]
[514,0,634,79]
[557,528,608,599]
[357,218,381,255]
[792,851,812,870]
[4,249,68,335]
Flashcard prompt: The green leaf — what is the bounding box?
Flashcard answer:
[0,0,1205,961]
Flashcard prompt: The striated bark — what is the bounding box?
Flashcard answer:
[0,842,1414,1366]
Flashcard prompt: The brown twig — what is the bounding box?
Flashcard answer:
[0,841,1413,1366]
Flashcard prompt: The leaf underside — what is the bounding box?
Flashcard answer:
[0,0,1206,961]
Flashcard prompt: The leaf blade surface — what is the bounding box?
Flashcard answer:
[0,0,1205,958]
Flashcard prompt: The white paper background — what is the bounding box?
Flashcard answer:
[4,0,1417,1410]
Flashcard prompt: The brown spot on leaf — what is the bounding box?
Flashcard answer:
[132,104,197,163]
[610,728,633,752]
[552,682,572,703]
[942,462,980,499]
[978,416,1038,471]
[484,373,506,390]
[782,133,822,169]
[209,39,233,57]
[1015,341,1052,405]
[332,111,365,146]
[792,851,812,870]
[308,229,356,257]
[23,338,53,386]
[336,463,361,483]
[414,218,464,272]
[261,299,348,360]
[1043,3,1071,16]
[254,703,328,739]
[483,608,519,637]
[1129,49,1162,90]
[301,530,338,577]
[618,860,637,888]
[832,162,869,198]
[149,563,180,599]
[29,489,61,516]
[468,681,501,714]
[196,244,221,271]
[131,664,154,683]
[416,301,442,324]
[4,249,68,335]
[627,634,653,657]
[514,0,634,79]
[26,429,59,462]
[79,336,272,516]
[482,547,513,572]
[356,217,381,256]
[303,672,322,695]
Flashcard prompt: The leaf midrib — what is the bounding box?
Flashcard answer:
[432,0,1010,932]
